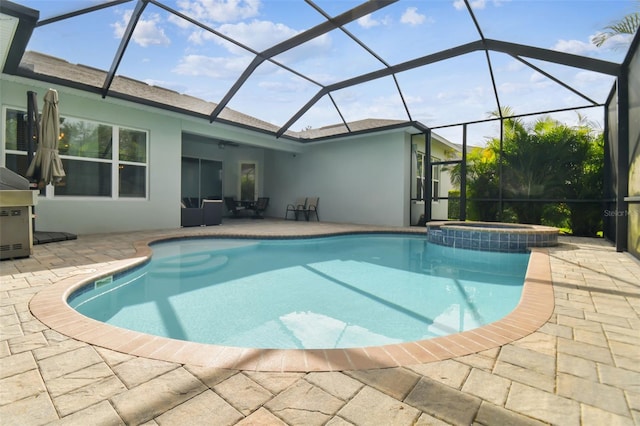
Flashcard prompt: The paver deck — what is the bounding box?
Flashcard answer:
[1,219,639,425]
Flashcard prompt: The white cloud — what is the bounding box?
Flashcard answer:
[529,72,545,83]
[217,20,299,52]
[187,19,330,62]
[498,81,526,94]
[453,0,486,11]
[552,39,598,56]
[357,13,392,28]
[589,32,634,51]
[505,59,525,72]
[403,94,424,106]
[358,14,381,29]
[453,0,509,10]
[400,7,426,25]
[187,29,213,46]
[572,71,615,99]
[335,95,409,122]
[306,72,340,86]
[573,70,611,86]
[113,10,170,47]
[173,54,252,79]
[175,0,260,23]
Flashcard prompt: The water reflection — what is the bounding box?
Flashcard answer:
[69,235,529,349]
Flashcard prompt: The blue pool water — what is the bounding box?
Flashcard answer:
[69,234,530,349]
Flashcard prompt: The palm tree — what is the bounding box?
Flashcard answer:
[450,107,604,230]
[592,1,640,48]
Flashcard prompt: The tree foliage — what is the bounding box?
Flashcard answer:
[450,109,604,236]
[592,1,640,48]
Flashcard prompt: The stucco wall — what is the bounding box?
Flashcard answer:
[2,75,432,233]
[1,78,182,234]
[264,132,410,227]
[0,77,286,234]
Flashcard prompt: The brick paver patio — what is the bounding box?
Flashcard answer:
[1,220,638,425]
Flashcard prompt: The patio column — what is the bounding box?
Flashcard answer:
[460,124,468,221]
[615,72,629,252]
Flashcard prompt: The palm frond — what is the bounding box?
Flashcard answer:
[593,13,640,47]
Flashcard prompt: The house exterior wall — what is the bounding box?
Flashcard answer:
[1,78,182,234]
[264,132,411,227]
[0,77,289,234]
[2,75,448,233]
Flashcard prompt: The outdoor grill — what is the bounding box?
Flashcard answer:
[0,167,37,260]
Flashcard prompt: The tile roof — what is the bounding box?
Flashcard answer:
[19,51,423,142]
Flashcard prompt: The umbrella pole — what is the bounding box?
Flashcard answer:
[26,91,38,168]
[26,91,39,234]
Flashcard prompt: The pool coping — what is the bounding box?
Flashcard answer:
[29,231,554,372]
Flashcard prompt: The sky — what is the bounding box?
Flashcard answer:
[10,0,638,145]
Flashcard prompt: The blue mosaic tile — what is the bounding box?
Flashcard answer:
[426,224,557,253]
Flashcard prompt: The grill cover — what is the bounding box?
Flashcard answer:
[0,167,30,190]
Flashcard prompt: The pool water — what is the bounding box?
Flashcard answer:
[69,234,530,349]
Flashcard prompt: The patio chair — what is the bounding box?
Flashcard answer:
[253,197,269,219]
[202,199,223,225]
[224,196,245,218]
[285,197,307,220]
[303,197,319,221]
[181,206,202,227]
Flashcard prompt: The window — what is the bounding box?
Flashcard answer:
[3,108,148,198]
[431,156,441,203]
[118,128,147,198]
[414,152,440,202]
[416,152,425,200]
[239,162,256,201]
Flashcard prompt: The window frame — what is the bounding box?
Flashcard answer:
[2,105,149,200]
[238,161,257,201]
[431,155,441,203]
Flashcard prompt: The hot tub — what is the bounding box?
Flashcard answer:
[426,221,558,253]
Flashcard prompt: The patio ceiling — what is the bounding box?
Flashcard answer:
[0,0,634,143]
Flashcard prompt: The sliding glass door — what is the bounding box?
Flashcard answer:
[181,157,222,207]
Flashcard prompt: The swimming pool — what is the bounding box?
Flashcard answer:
[68,234,529,350]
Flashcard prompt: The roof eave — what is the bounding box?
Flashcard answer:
[296,121,431,144]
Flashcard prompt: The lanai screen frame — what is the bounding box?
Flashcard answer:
[1,0,623,140]
[1,0,638,255]
[416,28,638,254]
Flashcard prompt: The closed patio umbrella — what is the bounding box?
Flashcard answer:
[26,89,65,187]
